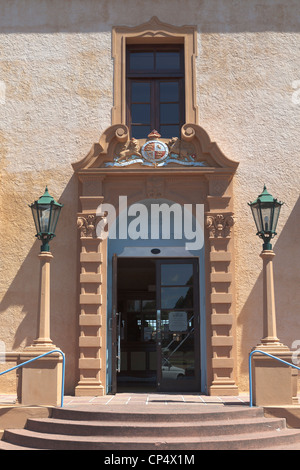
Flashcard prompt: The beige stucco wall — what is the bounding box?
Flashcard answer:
[0,0,299,394]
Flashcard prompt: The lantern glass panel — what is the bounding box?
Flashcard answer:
[259,205,273,233]
[250,204,262,233]
[38,205,51,233]
[30,205,39,233]
[272,203,281,233]
[49,204,61,234]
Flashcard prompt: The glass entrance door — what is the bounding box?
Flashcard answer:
[156,259,200,392]
[114,257,200,393]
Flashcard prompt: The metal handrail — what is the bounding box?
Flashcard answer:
[0,349,65,407]
[249,349,300,407]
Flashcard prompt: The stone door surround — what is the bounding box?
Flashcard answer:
[72,122,239,396]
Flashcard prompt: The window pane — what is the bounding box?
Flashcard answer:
[129,52,154,71]
[127,300,141,312]
[161,264,193,286]
[161,311,195,379]
[127,313,142,341]
[160,82,179,102]
[142,300,156,310]
[131,82,151,102]
[160,125,180,138]
[161,287,193,309]
[131,125,151,139]
[160,103,179,124]
[131,103,150,124]
[156,52,181,71]
[143,312,156,342]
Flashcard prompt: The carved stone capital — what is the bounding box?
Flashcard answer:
[77,214,102,238]
[206,214,234,238]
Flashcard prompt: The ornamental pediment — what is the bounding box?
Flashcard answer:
[72,123,238,172]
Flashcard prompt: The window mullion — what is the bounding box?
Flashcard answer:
[153,80,159,132]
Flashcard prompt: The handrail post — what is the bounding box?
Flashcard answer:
[249,353,253,407]
[0,350,65,407]
[249,350,300,408]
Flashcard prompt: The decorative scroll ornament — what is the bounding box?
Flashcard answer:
[77,215,101,238]
[105,130,208,168]
[205,214,234,238]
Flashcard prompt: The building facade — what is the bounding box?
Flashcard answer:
[0,1,299,397]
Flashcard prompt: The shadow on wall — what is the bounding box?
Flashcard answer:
[0,175,79,393]
[239,196,300,377]
[0,1,299,34]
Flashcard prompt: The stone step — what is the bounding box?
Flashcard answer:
[25,416,287,437]
[264,442,300,450]
[0,441,40,450]
[1,405,300,450]
[50,405,265,422]
[2,427,300,450]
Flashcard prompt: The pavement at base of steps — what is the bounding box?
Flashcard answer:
[0,392,251,407]
[1,392,299,408]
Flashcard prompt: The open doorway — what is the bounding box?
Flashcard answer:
[117,258,156,391]
[113,257,200,393]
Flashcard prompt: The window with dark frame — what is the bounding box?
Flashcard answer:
[126,44,185,139]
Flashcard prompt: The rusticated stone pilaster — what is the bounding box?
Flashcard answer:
[75,199,106,396]
[205,208,238,396]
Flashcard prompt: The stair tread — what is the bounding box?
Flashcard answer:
[27,416,286,427]
[5,427,300,442]
[0,441,39,450]
[51,405,264,421]
[54,404,257,414]
[263,443,300,450]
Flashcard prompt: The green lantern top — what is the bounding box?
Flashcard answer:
[36,186,59,205]
[250,185,279,205]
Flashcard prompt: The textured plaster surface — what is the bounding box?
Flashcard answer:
[0,0,299,393]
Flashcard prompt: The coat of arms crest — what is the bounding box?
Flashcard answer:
[141,131,169,164]
[106,129,208,168]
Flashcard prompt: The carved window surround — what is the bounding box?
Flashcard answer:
[112,16,198,126]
